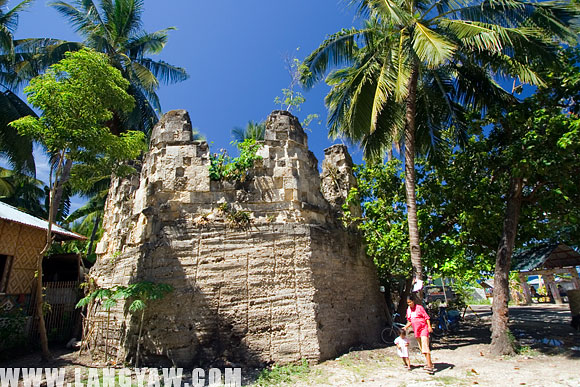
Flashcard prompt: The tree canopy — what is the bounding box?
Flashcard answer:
[50,0,189,135]
[301,0,579,286]
[10,47,146,360]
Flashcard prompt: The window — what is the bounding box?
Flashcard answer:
[0,254,13,293]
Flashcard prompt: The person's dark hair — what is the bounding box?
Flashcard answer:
[407,295,417,304]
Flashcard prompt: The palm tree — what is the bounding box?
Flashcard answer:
[50,0,189,135]
[301,0,579,354]
[0,166,47,215]
[0,0,37,174]
[64,175,109,260]
[232,120,266,142]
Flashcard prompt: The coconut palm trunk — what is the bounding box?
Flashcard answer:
[491,176,523,355]
[403,65,423,283]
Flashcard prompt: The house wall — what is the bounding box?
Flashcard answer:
[0,219,45,296]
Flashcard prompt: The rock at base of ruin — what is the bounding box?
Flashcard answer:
[91,110,387,367]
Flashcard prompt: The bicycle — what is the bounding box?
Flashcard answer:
[431,306,460,337]
[381,313,407,344]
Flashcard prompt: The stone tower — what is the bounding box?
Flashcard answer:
[90,110,386,367]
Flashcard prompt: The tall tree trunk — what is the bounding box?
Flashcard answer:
[404,65,423,284]
[36,156,73,361]
[490,177,523,356]
[396,277,414,322]
[35,250,50,361]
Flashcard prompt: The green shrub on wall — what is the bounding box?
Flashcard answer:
[209,139,262,182]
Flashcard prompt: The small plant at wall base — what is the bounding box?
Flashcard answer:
[76,281,173,367]
[76,286,122,363]
[116,282,173,367]
[209,139,262,182]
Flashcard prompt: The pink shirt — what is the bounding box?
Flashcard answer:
[406,304,430,337]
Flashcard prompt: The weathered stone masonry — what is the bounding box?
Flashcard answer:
[90,110,387,366]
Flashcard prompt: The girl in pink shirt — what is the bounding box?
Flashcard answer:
[403,295,434,373]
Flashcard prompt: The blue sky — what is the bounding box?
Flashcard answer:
[10,0,366,212]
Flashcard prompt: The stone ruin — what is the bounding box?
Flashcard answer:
[89,110,387,367]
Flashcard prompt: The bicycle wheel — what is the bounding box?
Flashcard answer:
[431,321,445,337]
[381,326,399,344]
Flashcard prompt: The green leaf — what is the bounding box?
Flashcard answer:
[412,22,456,68]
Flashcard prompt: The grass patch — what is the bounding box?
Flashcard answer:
[336,353,378,378]
[467,299,491,305]
[254,359,312,386]
[517,345,541,357]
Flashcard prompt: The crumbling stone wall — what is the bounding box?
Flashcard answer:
[90,110,386,366]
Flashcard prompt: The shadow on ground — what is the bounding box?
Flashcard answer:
[507,305,580,358]
[430,319,491,351]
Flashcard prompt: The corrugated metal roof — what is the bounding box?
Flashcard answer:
[511,243,580,271]
[0,201,85,241]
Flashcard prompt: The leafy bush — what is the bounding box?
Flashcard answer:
[449,281,471,310]
[209,139,262,181]
[0,308,28,356]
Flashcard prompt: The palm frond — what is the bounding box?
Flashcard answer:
[360,98,405,161]
[0,24,14,57]
[356,0,412,26]
[301,27,366,89]
[64,191,106,223]
[412,22,456,67]
[137,58,188,85]
[111,0,144,38]
[126,28,172,57]
[0,89,36,174]
[232,120,266,142]
[449,55,516,112]
[393,30,411,102]
[128,60,159,93]
[0,0,33,32]
[370,50,397,133]
[49,1,100,37]
[123,84,158,135]
[472,49,546,87]
[325,46,382,141]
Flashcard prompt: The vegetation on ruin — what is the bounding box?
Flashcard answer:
[209,138,263,182]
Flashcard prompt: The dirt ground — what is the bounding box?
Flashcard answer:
[2,305,579,386]
[284,305,580,387]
